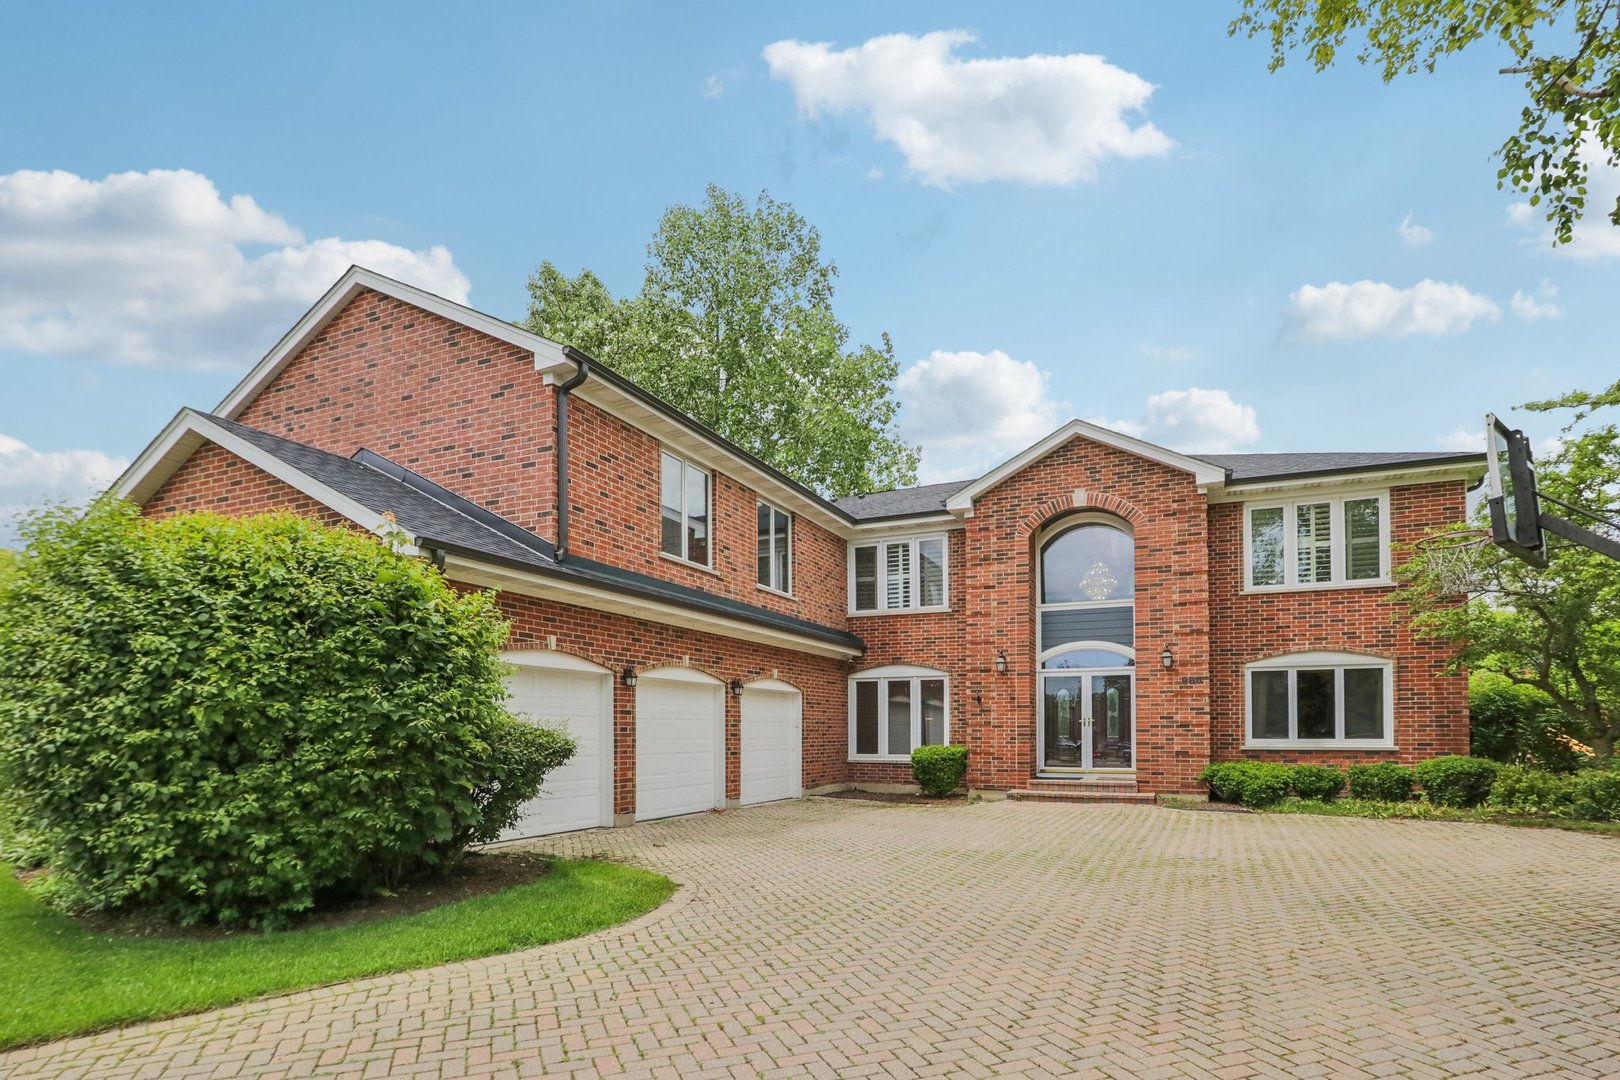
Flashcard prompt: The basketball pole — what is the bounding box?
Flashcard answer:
[1537,511,1620,562]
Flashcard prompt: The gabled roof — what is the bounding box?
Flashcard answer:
[943,419,1228,514]
[113,412,863,658]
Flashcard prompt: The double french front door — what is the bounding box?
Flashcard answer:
[1040,671,1134,772]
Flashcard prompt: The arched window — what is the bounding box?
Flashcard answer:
[1041,522,1134,605]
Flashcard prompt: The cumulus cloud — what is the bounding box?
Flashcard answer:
[1093,387,1262,453]
[896,349,1070,482]
[1506,137,1620,258]
[763,31,1172,187]
[1286,279,1500,342]
[1397,210,1434,248]
[0,432,129,544]
[1436,425,1482,452]
[0,168,470,369]
[1510,280,1562,320]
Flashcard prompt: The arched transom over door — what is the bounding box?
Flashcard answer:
[635,667,725,821]
[1036,518,1137,773]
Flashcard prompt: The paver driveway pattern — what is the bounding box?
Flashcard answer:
[7,799,1620,1079]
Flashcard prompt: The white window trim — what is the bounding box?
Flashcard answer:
[660,447,713,568]
[756,498,793,597]
[848,665,951,762]
[1243,651,1396,749]
[848,534,950,615]
[1242,491,1391,593]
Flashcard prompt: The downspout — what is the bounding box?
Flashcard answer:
[554,348,591,561]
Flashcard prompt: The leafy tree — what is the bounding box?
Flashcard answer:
[1470,671,1589,770]
[525,185,918,498]
[1230,1,1620,244]
[0,501,574,929]
[1398,426,1620,761]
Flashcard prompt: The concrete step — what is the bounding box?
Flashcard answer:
[1024,776,1139,793]
[1007,787,1156,804]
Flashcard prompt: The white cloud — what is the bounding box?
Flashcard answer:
[1138,343,1195,362]
[896,349,1069,482]
[0,168,470,369]
[864,167,885,181]
[1436,425,1482,452]
[1286,279,1500,342]
[1506,137,1620,258]
[0,432,128,543]
[1092,387,1262,453]
[1397,210,1434,248]
[703,75,726,99]
[763,31,1173,187]
[1510,280,1562,320]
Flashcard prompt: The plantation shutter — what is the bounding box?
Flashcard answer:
[885,541,912,610]
[1295,503,1332,583]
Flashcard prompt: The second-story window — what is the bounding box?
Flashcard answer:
[1245,493,1388,590]
[757,501,791,593]
[849,535,948,613]
[660,450,710,566]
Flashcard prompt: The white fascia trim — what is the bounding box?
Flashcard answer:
[1206,462,1486,503]
[439,554,863,661]
[847,514,962,536]
[944,418,1227,515]
[112,408,419,554]
[215,265,569,420]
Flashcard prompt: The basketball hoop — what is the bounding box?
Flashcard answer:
[1412,528,1492,594]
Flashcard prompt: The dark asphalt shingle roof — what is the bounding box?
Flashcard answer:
[831,480,969,521]
[204,414,862,653]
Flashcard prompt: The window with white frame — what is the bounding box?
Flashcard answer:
[850,667,949,759]
[757,500,791,593]
[1246,653,1394,746]
[660,449,711,566]
[1245,493,1387,589]
[849,535,948,613]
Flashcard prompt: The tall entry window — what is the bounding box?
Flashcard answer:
[1037,518,1136,772]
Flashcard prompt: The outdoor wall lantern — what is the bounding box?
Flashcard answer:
[730,678,745,698]
[622,666,638,688]
[994,649,1008,675]
[1160,644,1175,670]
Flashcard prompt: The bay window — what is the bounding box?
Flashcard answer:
[850,667,950,759]
[1246,653,1394,747]
[849,535,949,613]
[1245,493,1387,589]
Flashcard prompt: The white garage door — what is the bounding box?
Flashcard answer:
[740,683,802,806]
[501,659,611,841]
[636,672,723,822]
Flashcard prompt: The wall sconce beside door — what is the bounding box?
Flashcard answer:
[1160,644,1174,670]
[622,666,639,688]
[995,649,1008,675]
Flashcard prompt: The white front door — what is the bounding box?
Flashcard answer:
[636,674,724,821]
[740,684,802,805]
[501,666,612,839]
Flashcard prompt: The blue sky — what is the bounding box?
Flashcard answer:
[3,1,1616,531]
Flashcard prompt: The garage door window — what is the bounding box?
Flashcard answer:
[850,667,949,761]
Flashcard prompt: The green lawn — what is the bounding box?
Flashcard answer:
[1261,796,1620,835]
[0,858,673,1050]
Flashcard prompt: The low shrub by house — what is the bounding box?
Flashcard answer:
[1196,761,1295,808]
[1571,768,1620,822]
[911,745,968,797]
[1468,672,1587,772]
[0,502,575,930]
[1414,755,1500,808]
[1287,764,1345,801]
[1347,762,1415,802]
[1487,766,1573,817]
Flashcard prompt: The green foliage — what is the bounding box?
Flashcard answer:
[1231,1,1620,246]
[1347,762,1415,802]
[1414,755,1502,808]
[1469,673,1588,771]
[1487,766,1574,816]
[910,745,968,797]
[0,502,574,929]
[524,185,919,498]
[0,857,672,1050]
[1571,768,1620,821]
[1398,427,1620,763]
[1197,761,1294,807]
[1288,764,1346,801]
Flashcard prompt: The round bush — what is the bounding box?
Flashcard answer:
[1414,755,1501,808]
[1571,769,1620,822]
[1487,766,1573,816]
[1289,764,1345,802]
[1196,762,1292,807]
[911,745,968,797]
[1347,762,1415,802]
[0,503,574,929]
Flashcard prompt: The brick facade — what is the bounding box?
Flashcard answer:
[131,280,1475,815]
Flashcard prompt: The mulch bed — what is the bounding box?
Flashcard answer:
[816,790,966,805]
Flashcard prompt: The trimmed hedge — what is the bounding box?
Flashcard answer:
[1196,761,1299,808]
[1414,755,1500,808]
[1347,762,1415,802]
[0,503,575,929]
[1289,764,1346,802]
[1487,766,1573,817]
[911,745,968,797]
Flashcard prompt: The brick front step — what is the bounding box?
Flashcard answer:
[1024,776,1139,793]
[1007,787,1157,804]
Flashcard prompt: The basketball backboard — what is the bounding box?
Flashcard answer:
[1485,413,1547,567]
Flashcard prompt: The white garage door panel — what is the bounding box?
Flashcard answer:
[637,679,721,821]
[502,669,609,840]
[740,688,801,806]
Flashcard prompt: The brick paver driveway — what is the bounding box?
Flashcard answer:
[8,799,1620,1079]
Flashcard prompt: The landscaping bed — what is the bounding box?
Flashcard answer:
[816,789,969,805]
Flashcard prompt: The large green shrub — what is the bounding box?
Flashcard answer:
[1288,764,1345,802]
[0,502,574,929]
[1196,761,1292,807]
[1571,769,1620,822]
[1487,766,1573,816]
[1347,762,1415,802]
[1414,755,1501,808]
[1469,673,1588,771]
[910,745,968,797]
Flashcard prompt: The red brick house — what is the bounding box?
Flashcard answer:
[114,267,1483,834]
